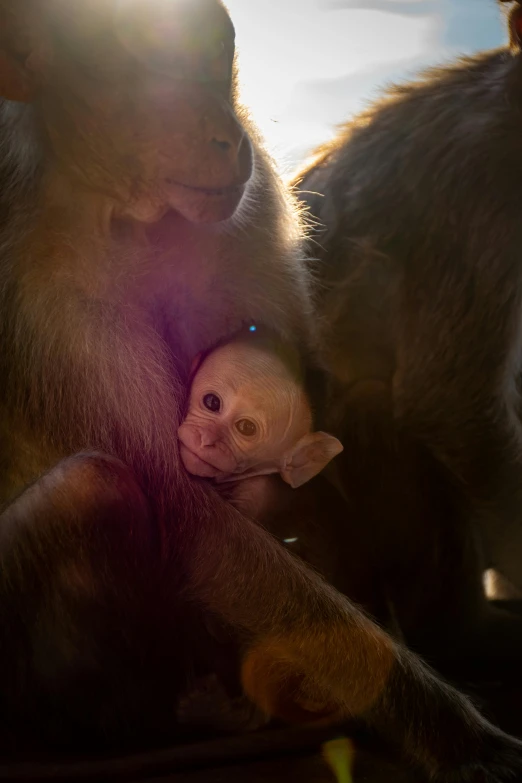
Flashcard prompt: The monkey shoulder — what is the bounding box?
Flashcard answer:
[298,48,521,303]
[301,49,516,234]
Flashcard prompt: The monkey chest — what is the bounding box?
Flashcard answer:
[158,264,305,363]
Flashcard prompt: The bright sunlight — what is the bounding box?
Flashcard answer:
[225,0,506,173]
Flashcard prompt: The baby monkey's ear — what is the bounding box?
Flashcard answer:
[280,432,343,489]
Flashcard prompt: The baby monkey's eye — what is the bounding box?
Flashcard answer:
[203,393,221,412]
[236,419,257,437]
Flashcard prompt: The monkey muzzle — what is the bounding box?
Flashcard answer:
[178,422,239,477]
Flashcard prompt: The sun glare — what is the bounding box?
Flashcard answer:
[224,0,505,171]
[225,0,438,169]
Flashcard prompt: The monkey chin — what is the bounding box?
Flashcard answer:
[179,444,227,479]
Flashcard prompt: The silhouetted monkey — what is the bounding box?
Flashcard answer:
[295,0,522,676]
[0,1,521,780]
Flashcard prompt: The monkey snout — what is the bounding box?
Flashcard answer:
[199,426,221,448]
[151,82,253,223]
[162,116,252,193]
[201,102,253,189]
[200,442,237,472]
[198,439,238,473]
[179,423,237,471]
[179,421,220,450]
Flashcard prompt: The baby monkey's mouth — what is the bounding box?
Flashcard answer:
[180,445,257,483]
[179,444,225,479]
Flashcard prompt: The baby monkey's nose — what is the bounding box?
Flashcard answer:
[199,425,221,448]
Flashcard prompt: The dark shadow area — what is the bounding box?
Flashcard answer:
[2,599,521,783]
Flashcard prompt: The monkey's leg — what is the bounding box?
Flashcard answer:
[315,248,522,670]
[8,453,520,779]
[175,481,522,781]
[0,452,159,750]
[241,610,522,783]
[391,277,522,658]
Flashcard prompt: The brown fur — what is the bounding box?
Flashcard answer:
[292,0,522,722]
[1,1,522,780]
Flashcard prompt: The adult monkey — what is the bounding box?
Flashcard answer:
[0,0,521,780]
[295,0,522,676]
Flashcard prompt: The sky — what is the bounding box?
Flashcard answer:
[224,0,508,173]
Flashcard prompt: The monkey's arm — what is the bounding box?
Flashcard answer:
[182,474,522,782]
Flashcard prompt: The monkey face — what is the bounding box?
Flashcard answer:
[179,345,310,480]
[178,343,343,488]
[0,0,253,224]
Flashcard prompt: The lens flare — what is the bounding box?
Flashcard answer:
[322,737,355,783]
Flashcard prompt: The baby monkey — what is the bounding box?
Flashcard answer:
[178,328,343,516]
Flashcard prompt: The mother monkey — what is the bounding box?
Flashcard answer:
[0,1,520,780]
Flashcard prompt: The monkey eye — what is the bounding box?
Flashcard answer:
[203,393,221,413]
[236,419,257,437]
